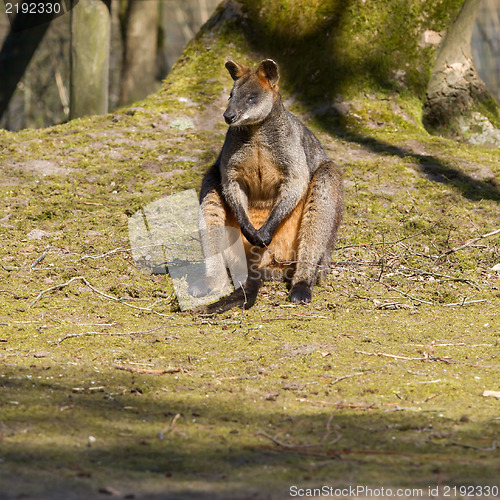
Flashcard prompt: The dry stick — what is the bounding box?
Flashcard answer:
[444,298,487,307]
[406,189,421,216]
[76,242,193,263]
[339,265,433,306]
[448,440,497,452]
[56,331,139,344]
[159,413,182,440]
[256,430,342,458]
[383,283,434,306]
[255,430,332,451]
[438,228,500,259]
[398,266,480,289]
[376,234,385,281]
[111,364,181,375]
[330,371,368,386]
[30,276,84,307]
[54,322,190,344]
[423,342,492,347]
[397,242,434,260]
[31,245,50,268]
[75,247,128,262]
[29,276,173,317]
[335,216,446,251]
[355,350,425,361]
[321,414,343,446]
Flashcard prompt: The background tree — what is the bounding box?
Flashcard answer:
[0,0,219,128]
[424,0,500,144]
[167,0,499,146]
[70,0,111,119]
[119,0,160,105]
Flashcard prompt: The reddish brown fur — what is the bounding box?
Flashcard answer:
[226,198,304,278]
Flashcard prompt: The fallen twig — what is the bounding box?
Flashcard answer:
[383,284,434,306]
[256,429,342,452]
[355,350,454,364]
[329,372,368,385]
[158,413,182,440]
[111,363,182,375]
[29,276,173,316]
[443,298,488,307]
[31,245,50,268]
[355,350,425,361]
[75,246,128,262]
[398,266,480,289]
[334,217,446,251]
[411,342,493,347]
[54,322,190,344]
[448,440,497,452]
[438,228,500,259]
[374,301,414,310]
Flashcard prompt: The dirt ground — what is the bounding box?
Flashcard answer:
[0,41,499,500]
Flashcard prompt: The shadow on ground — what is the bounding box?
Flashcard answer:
[1,373,498,499]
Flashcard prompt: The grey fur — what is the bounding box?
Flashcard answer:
[193,59,343,313]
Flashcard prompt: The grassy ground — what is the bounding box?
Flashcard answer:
[1,4,500,499]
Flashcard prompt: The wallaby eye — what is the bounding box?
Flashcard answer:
[248,94,258,103]
[228,90,234,100]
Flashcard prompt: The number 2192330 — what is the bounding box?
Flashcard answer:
[5,2,62,14]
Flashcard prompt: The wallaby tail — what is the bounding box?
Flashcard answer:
[193,275,263,314]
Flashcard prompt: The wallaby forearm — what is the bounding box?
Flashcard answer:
[222,179,264,246]
[256,174,309,245]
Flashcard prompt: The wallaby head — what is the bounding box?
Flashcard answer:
[223,58,280,127]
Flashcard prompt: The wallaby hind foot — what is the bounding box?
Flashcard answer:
[289,281,313,304]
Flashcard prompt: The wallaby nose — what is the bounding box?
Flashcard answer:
[224,110,237,124]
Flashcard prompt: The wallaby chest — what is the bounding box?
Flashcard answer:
[228,141,284,205]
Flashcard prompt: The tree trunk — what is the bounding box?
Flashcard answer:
[166,0,499,146]
[0,3,57,121]
[423,0,500,145]
[70,0,111,120]
[119,0,160,106]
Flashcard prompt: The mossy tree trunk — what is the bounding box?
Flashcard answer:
[423,0,500,145]
[167,0,499,146]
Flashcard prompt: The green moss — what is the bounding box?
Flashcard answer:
[1,1,500,497]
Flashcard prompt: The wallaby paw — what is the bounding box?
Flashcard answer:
[249,232,267,248]
[289,282,312,304]
[256,228,273,247]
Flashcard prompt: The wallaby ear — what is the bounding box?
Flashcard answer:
[225,58,247,81]
[256,59,279,88]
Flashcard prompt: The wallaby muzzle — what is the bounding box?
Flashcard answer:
[223,109,238,125]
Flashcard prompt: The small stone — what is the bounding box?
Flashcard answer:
[26,229,50,240]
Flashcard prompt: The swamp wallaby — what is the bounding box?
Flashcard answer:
[191,58,343,313]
